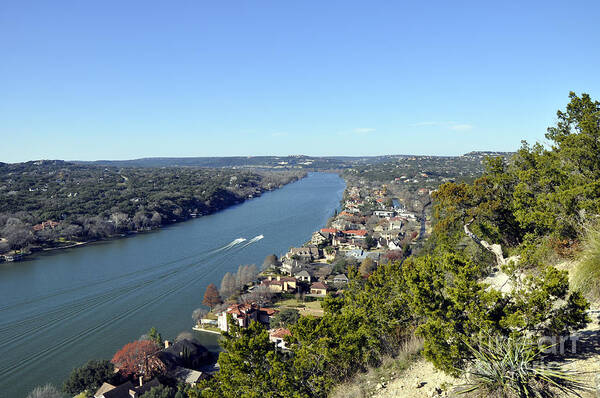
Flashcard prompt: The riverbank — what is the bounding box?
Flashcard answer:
[0,173,307,263]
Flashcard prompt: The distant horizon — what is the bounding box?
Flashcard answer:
[3,150,516,165]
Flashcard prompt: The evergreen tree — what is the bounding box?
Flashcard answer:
[63,360,115,395]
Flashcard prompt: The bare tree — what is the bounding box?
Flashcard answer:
[26,384,65,398]
[133,210,149,230]
[220,272,236,299]
[262,254,279,270]
[2,219,32,249]
[110,212,131,232]
[240,285,273,306]
[150,211,162,227]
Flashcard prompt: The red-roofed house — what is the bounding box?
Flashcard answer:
[310,282,328,296]
[217,303,279,332]
[320,228,339,237]
[343,229,368,238]
[269,328,291,349]
[32,220,59,231]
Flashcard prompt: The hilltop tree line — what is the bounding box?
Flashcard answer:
[0,163,304,254]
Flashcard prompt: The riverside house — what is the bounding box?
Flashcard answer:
[261,275,298,293]
[217,303,278,332]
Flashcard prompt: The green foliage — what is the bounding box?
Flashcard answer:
[430,93,600,262]
[500,266,589,336]
[139,385,177,398]
[269,308,300,328]
[402,253,589,375]
[363,234,376,249]
[194,319,301,398]
[403,253,499,374]
[148,327,163,346]
[458,335,587,397]
[288,261,412,396]
[62,359,115,395]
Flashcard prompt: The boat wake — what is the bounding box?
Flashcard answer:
[215,237,247,252]
[238,234,264,248]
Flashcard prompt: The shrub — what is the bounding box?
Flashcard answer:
[571,225,600,301]
[458,335,587,397]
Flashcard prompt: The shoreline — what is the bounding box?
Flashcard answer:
[192,326,222,335]
[1,175,308,263]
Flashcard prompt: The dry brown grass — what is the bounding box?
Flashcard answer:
[328,335,424,398]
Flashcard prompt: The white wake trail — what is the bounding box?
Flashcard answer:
[238,234,264,248]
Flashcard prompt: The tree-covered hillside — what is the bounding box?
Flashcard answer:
[0,162,304,254]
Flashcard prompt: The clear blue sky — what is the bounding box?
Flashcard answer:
[2,1,599,162]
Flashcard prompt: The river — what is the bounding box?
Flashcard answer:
[0,172,345,398]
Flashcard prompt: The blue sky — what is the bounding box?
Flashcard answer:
[1,1,599,162]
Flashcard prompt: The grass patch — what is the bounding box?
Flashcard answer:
[274,298,323,316]
[328,335,423,398]
[571,225,600,302]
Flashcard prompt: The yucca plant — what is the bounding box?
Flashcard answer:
[457,335,588,397]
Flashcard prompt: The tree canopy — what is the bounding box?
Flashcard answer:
[63,359,116,395]
[111,340,164,379]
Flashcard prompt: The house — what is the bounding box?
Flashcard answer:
[168,366,207,385]
[320,228,339,238]
[380,230,401,240]
[333,274,349,286]
[94,378,160,398]
[286,246,320,261]
[261,279,286,293]
[310,231,329,246]
[388,240,402,250]
[32,220,59,231]
[333,236,363,250]
[310,282,328,296]
[217,303,279,332]
[389,217,403,230]
[217,303,259,331]
[261,276,297,293]
[258,307,278,324]
[373,210,395,217]
[269,328,291,349]
[345,249,380,262]
[373,220,389,232]
[294,269,312,283]
[331,219,349,230]
[280,258,301,275]
[156,339,210,370]
[342,230,368,238]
